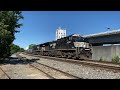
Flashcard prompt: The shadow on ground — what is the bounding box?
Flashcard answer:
[0,57,39,65]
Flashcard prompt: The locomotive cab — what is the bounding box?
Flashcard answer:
[71,34,91,59]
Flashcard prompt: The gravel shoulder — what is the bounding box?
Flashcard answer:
[31,62,77,79]
[0,66,9,79]
[20,53,120,79]
[0,64,51,79]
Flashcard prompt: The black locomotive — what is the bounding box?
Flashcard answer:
[29,34,92,59]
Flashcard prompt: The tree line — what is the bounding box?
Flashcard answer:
[0,11,24,60]
[10,44,25,54]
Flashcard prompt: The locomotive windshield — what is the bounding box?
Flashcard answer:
[72,36,84,42]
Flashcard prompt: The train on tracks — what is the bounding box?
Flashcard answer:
[27,34,92,60]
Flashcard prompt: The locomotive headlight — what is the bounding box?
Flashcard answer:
[83,44,86,48]
[72,47,75,48]
[37,46,40,50]
[50,44,52,46]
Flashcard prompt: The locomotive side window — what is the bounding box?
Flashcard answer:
[69,37,72,40]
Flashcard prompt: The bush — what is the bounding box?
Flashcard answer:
[112,56,120,63]
[99,57,103,62]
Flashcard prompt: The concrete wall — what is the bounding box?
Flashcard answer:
[92,45,120,61]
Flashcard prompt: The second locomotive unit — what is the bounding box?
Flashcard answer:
[31,34,92,60]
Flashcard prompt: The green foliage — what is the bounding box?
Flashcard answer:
[99,57,103,62]
[29,44,36,49]
[0,11,23,60]
[112,56,120,63]
[20,48,25,52]
[10,44,25,54]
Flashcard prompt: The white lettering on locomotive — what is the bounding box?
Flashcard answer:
[52,43,56,48]
[41,47,45,51]
[74,42,85,47]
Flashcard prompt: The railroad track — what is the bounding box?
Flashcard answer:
[29,63,55,79]
[30,62,80,79]
[0,67,11,79]
[22,52,120,72]
[16,54,80,79]
[16,54,55,79]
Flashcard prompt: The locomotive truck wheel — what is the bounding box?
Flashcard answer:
[67,54,72,59]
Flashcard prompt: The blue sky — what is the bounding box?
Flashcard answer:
[13,11,120,49]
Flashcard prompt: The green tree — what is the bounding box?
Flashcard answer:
[20,48,25,52]
[10,44,25,54]
[0,11,23,60]
[29,44,36,49]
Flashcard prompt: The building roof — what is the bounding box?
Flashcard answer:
[83,29,120,38]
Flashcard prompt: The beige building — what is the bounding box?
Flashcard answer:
[56,27,66,40]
